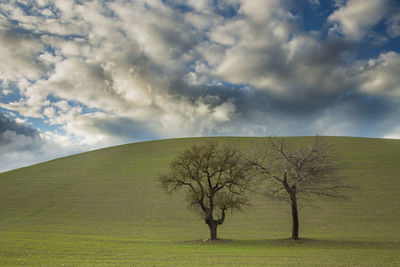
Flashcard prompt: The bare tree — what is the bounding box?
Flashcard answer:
[160,142,252,240]
[244,136,349,240]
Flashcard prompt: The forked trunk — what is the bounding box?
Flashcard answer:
[290,192,299,240]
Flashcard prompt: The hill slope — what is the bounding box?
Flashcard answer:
[1,136,400,242]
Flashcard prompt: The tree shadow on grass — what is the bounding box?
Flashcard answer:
[179,238,400,249]
[180,239,235,245]
[232,238,400,249]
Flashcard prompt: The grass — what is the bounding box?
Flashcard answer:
[0,232,399,266]
[0,136,400,266]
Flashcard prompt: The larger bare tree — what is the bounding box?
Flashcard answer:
[244,136,349,240]
[160,142,252,240]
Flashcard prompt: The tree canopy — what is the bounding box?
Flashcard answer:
[160,142,252,240]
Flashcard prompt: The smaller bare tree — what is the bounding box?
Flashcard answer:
[160,142,252,240]
[244,136,349,240]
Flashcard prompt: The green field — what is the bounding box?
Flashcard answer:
[0,137,399,266]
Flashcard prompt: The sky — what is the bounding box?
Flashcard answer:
[1,0,400,172]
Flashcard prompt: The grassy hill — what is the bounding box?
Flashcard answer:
[0,136,399,266]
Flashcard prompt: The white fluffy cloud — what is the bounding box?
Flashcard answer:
[328,0,388,40]
[0,1,235,137]
[207,0,296,91]
[357,51,400,97]
[0,26,46,82]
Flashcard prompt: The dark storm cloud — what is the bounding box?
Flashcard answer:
[0,113,43,150]
[0,114,37,136]
[90,116,159,142]
[0,113,48,172]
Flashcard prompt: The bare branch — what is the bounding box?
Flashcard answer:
[243,135,352,240]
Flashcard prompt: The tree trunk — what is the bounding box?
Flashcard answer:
[208,221,218,240]
[290,192,299,240]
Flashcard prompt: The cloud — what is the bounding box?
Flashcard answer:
[308,0,320,6]
[153,95,236,137]
[387,13,400,38]
[328,0,389,40]
[0,113,45,172]
[1,0,400,172]
[357,51,400,97]
[0,111,157,172]
[204,0,297,92]
[0,26,47,82]
[45,109,158,146]
[0,113,40,145]
[205,15,354,103]
[384,125,400,139]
